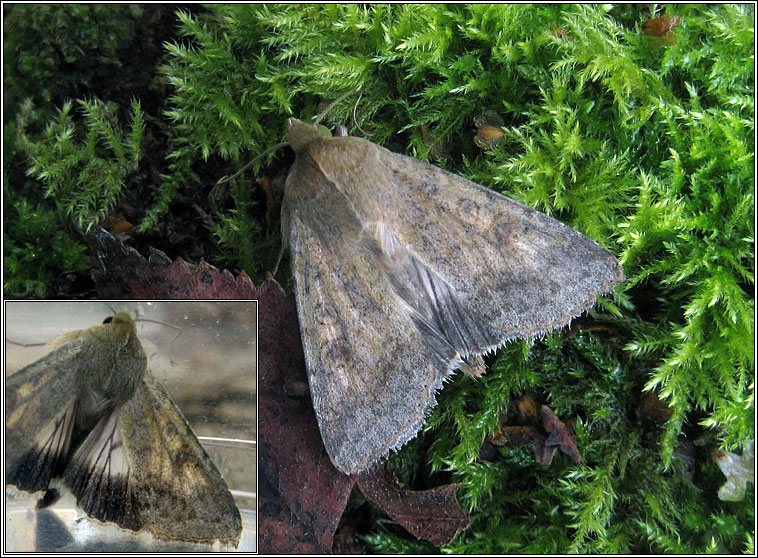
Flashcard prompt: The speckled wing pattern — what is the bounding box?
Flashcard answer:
[286,194,456,475]
[129,373,241,544]
[284,119,624,475]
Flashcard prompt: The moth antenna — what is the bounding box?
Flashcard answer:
[351,91,368,136]
[5,339,46,348]
[216,141,289,186]
[313,88,361,127]
[136,318,183,367]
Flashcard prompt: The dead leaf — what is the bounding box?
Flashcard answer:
[488,402,581,465]
[541,405,582,463]
[488,424,556,465]
[641,13,683,47]
[356,463,470,547]
[257,279,356,553]
[93,226,258,299]
[516,393,539,423]
[110,218,134,235]
[641,13,683,37]
[637,389,673,426]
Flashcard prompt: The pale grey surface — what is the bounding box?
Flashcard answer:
[4,300,258,552]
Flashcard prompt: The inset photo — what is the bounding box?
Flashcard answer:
[4,300,257,552]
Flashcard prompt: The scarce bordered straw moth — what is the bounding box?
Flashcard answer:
[5,302,244,548]
[280,110,624,475]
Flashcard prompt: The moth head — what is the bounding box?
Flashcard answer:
[287,118,328,154]
[103,311,139,338]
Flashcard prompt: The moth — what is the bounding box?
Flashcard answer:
[5,311,242,546]
[281,116,624,475]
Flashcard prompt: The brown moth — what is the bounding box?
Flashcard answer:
[5,311,242,547]
[282,117,624,475]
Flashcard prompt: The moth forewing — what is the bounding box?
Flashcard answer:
[284,118,624,475]
[114,373,241,545]
[4,310,242,547]
[6,340,91,492]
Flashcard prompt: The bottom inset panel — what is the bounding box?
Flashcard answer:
[4,300,257,552]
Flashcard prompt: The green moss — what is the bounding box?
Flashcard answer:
[3,3,181,297]
[3,191,89,297]
[17,98,144,231]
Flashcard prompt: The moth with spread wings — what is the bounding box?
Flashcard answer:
[5,312,242,547]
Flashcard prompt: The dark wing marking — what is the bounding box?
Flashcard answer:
[6,401,76,492]
[63,410,140,531]
[5,342,85,492]
[121,373,241,545]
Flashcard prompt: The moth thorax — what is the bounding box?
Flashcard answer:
[76,336,147,423]
[287,118,324,153]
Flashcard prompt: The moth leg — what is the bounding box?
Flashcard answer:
[272,197,293,277]
[36,488,61,509]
